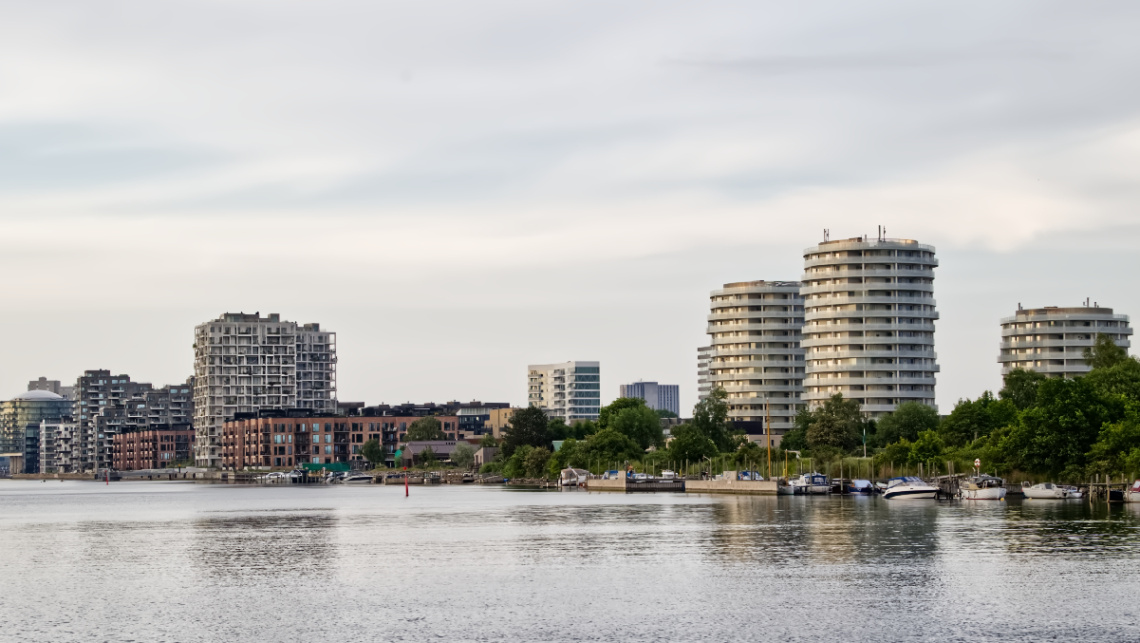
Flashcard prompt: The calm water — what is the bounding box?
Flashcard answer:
[1,482,1139,642]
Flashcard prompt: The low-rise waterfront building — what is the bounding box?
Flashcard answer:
[111,428,195,470]
[222,410,459,469]
[999,304,1133,378]
[618,382,680,416]
[527,361,601,423]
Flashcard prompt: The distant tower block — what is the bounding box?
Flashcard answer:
[999,305,1132,378]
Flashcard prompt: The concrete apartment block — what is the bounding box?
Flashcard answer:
[194,312,337,468]
[801,235,939,417]
[697,345,713,402]
[527,361,601,423]
[705,280,805,434]
[619,381,680,416]
[999,305,1132,378]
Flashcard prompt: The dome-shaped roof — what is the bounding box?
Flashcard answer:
[12,389,65,401]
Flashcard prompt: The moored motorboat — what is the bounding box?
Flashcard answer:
[959,475,1006,500]
[1063,486,1083,499]
[1126,480,1140,503]
[560,468,590,486]
[789,473,830,494]
[342,473,374,484]
[1022,482,1067,500]
[846,479,874,494]
[777,480,795,495]
[883,476,937,500]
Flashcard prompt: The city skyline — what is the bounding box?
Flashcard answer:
[4,3,1140,413]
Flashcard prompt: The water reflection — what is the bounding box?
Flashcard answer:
[192,512,336,581]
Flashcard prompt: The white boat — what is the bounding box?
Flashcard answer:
[1127,480,1140,503]
[789,473,830,494]
[1063,486,1084,500]
[1022,482,1068,500]
[560,468,590,486]
[959,475,1006,500]
[342,474,374,485]
[776,480,795,495]
[883,476,938,500]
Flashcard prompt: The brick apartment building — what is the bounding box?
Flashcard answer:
[111,428,195,470]
[221,410,459,469]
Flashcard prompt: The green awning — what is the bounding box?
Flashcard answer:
[302,462,351,472]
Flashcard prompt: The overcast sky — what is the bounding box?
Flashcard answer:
[2,1,1139,413]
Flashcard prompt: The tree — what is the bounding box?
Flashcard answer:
[938,392,1017,447]
[1084,333,1131,370]
[1001,376,1122,476]
[502,406,550,456]
[361,438,385,467]
[547,418,570,440]
[419,446,438,468]
[524,447,552,478]
[875,402,939,445]
[451,442,475,470]
[579,428,644,467]
[999,368,1046,411]
[779,409,812,451]
[806,394,862,451]
[608,405,665,450]
[908,430,945,467]
[655,409,679,419]
[666,423,718,464]
[873,439,913,470]
[406,416,445,441]
[598,398,649,429]
[1085,416,1140,477]
[479,433,498,448]
[732,440,765,470]
[1085,357,1140,402]
[691,387,738,452]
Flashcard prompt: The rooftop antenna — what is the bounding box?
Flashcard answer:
[823,228,830,242]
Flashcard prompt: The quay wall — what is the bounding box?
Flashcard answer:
[686,479,777,495]
[586,478,626,491]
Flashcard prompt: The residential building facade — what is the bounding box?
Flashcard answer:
[618,381,681,416]
[75,370,152,471]
[697,345,713,401]
[222,411,458,469]
[801,235,940,417]
[193,312,337,468]
[527,361,601,423]
[999,305,1132,378]
[28,377,74,400]
[111,428,195,470]
[39,418,77,474]
[0,391,73,474]
[706,280,805,435]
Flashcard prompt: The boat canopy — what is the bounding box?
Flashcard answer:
[887,476,925,486]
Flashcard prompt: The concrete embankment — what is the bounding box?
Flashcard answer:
[685,479,777,495]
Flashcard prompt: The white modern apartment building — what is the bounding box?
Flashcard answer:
[527,361,601,423]
[618,381,680,416]
[999,305,1132,378]
[801,235,939,417]
[697,346,713,401]
[705,280,804,433]
[193,312,337,468]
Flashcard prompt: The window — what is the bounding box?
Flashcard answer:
[312,435,320,444]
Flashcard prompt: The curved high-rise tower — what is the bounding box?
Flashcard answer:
[801,236,939,417]
[706,280,804,435]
